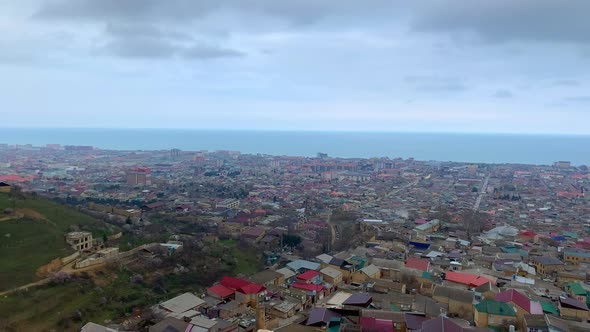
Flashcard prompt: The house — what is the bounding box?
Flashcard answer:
[475,281,499,300]
[287,260,321,273]
[352,264,381,283]
[371,258,403,280]
[494,289,543,319]
[565,282,589,303]
[405,313,429,332]
[474,300,517,328]
[320,266,343,286]
[149,317,188,332]
[80,322,118,332]
[343,292,372,307]
[296,270,322,284]
[249,269,283,287]
[523,314,549,332]
[417,316,465,332]
[432,285,475,320]
[207,283,235,300]
[443,271,494,289]
[532,256,564,276]
[405,258,430,272]
[563,249,590,264]
[306,308,341,327]
[66,231,93,251]
[269,300,299,319]
[276,267,297,284]
[159,292,206,316]
[360,309,406,332]
[218,300,245,320]
[558,297,589,320]
[241,226,266,243]
[218,276,266,307]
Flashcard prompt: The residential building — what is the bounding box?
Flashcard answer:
[474,300,517,328]
[532,256,565,276]
[65,231,93,251]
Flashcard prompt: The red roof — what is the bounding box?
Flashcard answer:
[495,289,543,314]
[0,175,33,182]
[297,270,320,281]
[220,276,251,290]
[238,283,266,295]
[405,258,430,272]
[208,284,234,298]
[520,231,537,237]
[292,283,324,292]
[445,272,493,287]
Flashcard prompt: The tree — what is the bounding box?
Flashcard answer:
[282,234,301,249]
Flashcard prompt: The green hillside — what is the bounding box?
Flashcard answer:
[0,193,117,291]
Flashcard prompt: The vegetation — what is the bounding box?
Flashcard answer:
[0,193,117,291]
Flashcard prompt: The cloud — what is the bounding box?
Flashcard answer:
[404,75,467,92]
[493,89,513,98]
[92,22,244,60]
[34,0,394,26]
[553,79,579,86]
[410,0,590,44]
[564,96,590,103]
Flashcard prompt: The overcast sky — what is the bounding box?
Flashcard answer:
[1,0,590,134]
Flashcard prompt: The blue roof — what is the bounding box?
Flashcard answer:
[287,259,321,271]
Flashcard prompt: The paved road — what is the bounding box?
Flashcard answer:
[473,173,491,211]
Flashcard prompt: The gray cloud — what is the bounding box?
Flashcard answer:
[92,22,244,60]
[404,75,467,92]
[493,89,513,98]
[411,1,590,44]
[183,44,244,59]
[96,37,244,60]
[34,0,394,25]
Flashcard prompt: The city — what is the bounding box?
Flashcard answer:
[1,144,590,331]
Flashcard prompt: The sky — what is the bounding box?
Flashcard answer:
[1,0,590,134]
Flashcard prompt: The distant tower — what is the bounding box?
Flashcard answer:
[170,148,181,158]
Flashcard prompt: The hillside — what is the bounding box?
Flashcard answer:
[0,193,117,291]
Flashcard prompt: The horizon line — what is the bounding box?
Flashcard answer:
[1,127,590,137]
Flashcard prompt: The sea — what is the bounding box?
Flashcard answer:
[1,128,589,166]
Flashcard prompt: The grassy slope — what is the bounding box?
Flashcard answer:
[0,269,173,332]
[0,193,115,290]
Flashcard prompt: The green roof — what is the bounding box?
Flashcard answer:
[390,304,401,311]
[540,301,559,315]
[566,282,588,296]
[327,317,341,332]
[422,271,433,280]
[475,300,516,316]
[563,232,579,239]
